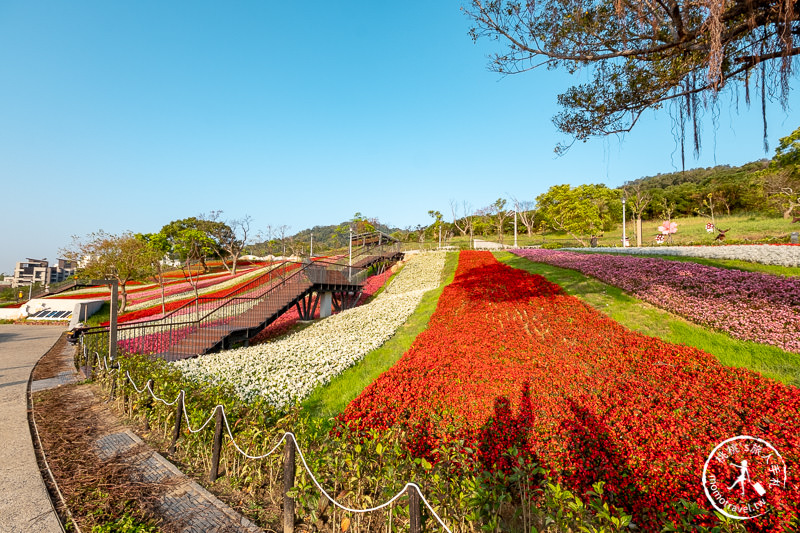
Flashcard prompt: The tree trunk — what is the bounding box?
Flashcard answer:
[636,217,643,247]
[220,256,232,274]
[159,272,166,314]
[231,253,239,275]
[784,201,799,219]
[119,283,128,313]
[567,231,587,247]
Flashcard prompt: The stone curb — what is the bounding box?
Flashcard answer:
[94,429,263,532]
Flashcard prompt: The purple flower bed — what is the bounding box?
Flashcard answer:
[513,249,800,354]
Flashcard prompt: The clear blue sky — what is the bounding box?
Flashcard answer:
[2,1,798,274]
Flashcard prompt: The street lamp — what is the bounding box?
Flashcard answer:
[514,209,518,248]
[621,196,627,247]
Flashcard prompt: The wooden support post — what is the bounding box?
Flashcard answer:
[209,407,224,482]
[408,485,421,533]
[169,391,184,455]
[283,435,296,533]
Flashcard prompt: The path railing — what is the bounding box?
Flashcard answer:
[88,350,448,533]
[82,259,370,360]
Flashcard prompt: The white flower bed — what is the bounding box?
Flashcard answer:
[174,252,447,408]
[565,245,800,268]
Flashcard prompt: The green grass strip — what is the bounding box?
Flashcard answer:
[302,252,459,419]
[85,302,111,327]
[585,250,800,278]
[496,251,800,387]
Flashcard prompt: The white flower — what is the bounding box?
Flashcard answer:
[174,252,447,408]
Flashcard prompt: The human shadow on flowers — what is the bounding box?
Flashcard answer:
[477,382,539,472]
[561,398,650,519]
[452,262,563,304]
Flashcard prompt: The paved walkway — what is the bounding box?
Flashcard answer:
[472,238,509,250]
[0,324,65,533]
[28,330,264,532]
[95,431,262,532]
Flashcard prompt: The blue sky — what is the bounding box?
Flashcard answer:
[1,1,798,274]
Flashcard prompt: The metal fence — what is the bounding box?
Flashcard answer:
[82,258,371,362]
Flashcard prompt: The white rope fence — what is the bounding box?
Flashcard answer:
[97,353,452,532]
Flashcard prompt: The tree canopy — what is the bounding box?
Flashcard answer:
[61,231,152,313]
[159,217,221,272]
[772,124,800,169]
[465,0,799,155]
[536,184,620,244]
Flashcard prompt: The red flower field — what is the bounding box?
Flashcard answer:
[341,251,800,529]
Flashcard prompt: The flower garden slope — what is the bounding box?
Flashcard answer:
[512,249,800,353]
[498,252,800,387]
[174,252,446,409]
[341,251,800,530]
[571,244,800,268]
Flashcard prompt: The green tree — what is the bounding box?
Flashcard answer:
[350,212,377,233]
[486,198,511,243]
[201,211,251,274]
[465,0,799,154]
[771,125,800,170]
[137,232,172,314]
[623,183,652,246]
[764,126,800,218]
[61,231,152,313]
[536,184,620,245]
[160,217,219,273]
[428,210,444,247]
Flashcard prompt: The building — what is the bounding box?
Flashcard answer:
[12,258,76,288]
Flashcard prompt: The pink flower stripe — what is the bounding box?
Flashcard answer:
[118,317,232,354]
[512,249,800,353]
[119,269,395,352]
[112,263,299,325]
[44,270,244,301]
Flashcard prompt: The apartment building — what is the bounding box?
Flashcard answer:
[12,258,76,287]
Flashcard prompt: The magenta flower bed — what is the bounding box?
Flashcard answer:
[513,249,800,354]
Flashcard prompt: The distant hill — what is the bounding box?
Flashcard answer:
[292,222,401,247]
[248,220,402,256]
[621,160,771,218]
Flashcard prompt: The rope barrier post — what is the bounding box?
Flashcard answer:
[283,435,296,533]
[87,349,94,380]
[121,371,130,414]
[109,368,117,400]
[209,407,224,482]
[143,379,153,431]
[169,391,184,455]
[408,485,422,533]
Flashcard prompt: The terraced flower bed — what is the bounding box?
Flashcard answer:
[109,263,296,325]
[341,251,800,529]
[175,252,446,408]
[512,248,800,353]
